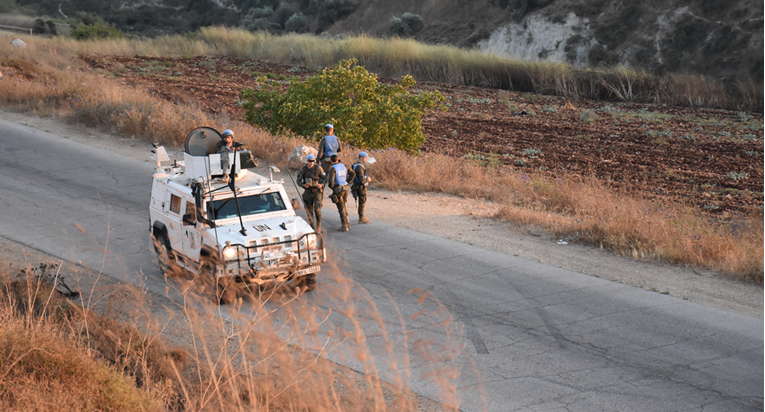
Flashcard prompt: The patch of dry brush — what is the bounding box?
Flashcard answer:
[0,250,464,411]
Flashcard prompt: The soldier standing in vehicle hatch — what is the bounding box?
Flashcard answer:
[327,154,354,232]
[296,154,325,233]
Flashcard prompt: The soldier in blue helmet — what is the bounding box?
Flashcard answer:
[214,129,240,180]
[296,153,326,232]
[351,152,372,224]
[327,154,355,232]
[317,123,341,178]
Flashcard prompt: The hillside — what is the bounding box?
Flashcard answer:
[6,0,762,85]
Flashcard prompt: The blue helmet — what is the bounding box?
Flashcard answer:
[222,129,234,137]
[359,152,368,157]
[306,154,315,161]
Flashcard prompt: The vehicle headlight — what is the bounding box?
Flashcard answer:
[222,246,237,260]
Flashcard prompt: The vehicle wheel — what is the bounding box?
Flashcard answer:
[201,258,235,305]
[153,234,177,277]
[295,273,316,292]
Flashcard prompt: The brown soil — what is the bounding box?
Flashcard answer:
[82,55,764,215]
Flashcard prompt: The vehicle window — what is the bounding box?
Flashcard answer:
[170,194,182,214]
[184,201,196,224]
[210,192,287,220]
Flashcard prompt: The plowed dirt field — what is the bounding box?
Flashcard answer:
[83,55,764,215]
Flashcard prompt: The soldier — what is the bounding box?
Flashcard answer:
[296,154,325,232]
[327,154,355,232]
[351,152,372,224]
[214,129,240,181]
[317,124,341,177]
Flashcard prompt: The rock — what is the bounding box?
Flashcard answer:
[10,38,27,48]
[287,145,318,170]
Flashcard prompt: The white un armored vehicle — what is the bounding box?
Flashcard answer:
[149,127,325,303]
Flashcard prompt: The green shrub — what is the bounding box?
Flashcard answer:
[388,17,409,37]
[274,5,298,27]
[316,0,359,29]
[389,13,424,37]
[284,12,310,33]
[71,21,124,40]
[401,13,424,34]
[241,59,444,153]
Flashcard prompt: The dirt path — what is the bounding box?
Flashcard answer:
[1,108,760,321]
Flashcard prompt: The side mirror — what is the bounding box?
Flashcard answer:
[291,198,301,211]
[182,213,195,226]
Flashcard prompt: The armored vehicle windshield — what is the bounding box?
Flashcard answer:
[209,192,287,220]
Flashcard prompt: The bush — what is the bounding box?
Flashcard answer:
[71,21,124,40]
[240,59,444,153]
[388,17,409,37]
[401,13,424,34]
[316,0,359,29]
[388,13,424,37]
[284,12,310,32]
[274,5,298,27]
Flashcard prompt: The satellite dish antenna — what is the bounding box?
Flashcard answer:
[184,127,222,156]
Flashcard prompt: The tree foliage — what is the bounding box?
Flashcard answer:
[388,13,424,37]
[71,20,124,40]
[240,59,444,154]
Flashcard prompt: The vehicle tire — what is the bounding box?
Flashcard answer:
[201,257,235,305]
[295,273,316,292]
[153,234,177,277]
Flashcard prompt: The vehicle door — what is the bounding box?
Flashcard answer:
[164,191,184,258]
[181,198,202,262]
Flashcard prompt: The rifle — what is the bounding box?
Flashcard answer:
[350,182,358,207]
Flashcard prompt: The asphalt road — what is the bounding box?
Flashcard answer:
[0,119,762,411]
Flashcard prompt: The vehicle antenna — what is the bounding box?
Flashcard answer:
[228,146,247,236]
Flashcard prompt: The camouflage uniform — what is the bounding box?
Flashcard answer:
[327,161,355,231]
[352,161,370,223]
[296,163,326,231]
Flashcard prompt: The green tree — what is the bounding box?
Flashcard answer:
[71,21,124,40]
[240,59,444,154]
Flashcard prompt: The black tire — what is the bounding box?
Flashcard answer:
[295,273,316,292]
[201,257,235,305]
[153,234,177,277]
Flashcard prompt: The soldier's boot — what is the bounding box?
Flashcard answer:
[338,213,350,231]
[359,214,370,224]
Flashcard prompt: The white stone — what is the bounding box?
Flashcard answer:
[287,145,318,170]
[10,38,27,49]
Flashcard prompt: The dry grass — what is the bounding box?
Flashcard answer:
[366,149,763,281]
[17,27,760,112]
[0,33,761,281]
[0,243,465,411]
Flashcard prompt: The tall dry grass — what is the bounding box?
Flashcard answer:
[0,33,761,281]
[0,240,467,410]
[28,27,762,112]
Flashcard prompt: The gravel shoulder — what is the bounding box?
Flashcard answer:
[1,107,761,322]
